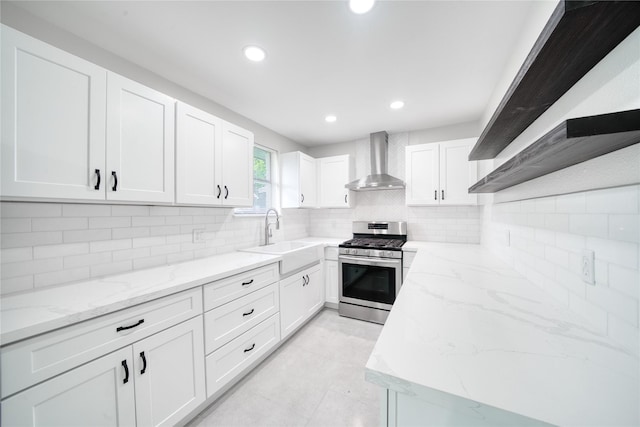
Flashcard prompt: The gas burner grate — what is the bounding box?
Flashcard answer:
[341,237,405,250]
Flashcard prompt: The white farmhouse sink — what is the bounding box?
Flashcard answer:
[240,241,323,276]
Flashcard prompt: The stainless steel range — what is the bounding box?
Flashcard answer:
[338,221,407,324]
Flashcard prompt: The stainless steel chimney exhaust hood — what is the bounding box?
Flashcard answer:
[345,131,405,191]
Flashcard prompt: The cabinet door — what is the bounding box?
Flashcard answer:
[133,316,206,427]
[325,260,339,305]
[1,25,107,200]
[439,139,477,205]
[304,263,324,316]
[318,155,351,208]
[280,273,306,339]
[176,102,223,205]
[106,72,175,203]
[220,121,253,206]
[405,144,440,206]
[299,153,317,207]
[1,347,135,426]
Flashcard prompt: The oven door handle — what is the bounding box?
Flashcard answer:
[339,255,401,268]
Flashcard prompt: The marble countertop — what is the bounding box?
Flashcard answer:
[1,252,280,346]
[366,242,639,426]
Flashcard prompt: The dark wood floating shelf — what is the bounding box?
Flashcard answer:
[469,109,640,193]
[469,1,640,160]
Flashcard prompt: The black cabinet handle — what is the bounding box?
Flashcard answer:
[242,308,255,317]
[301,194,304,203]
[244,343,255,353]
[434,190,437,200]
[112,171,118,191]
[344,194,348,204]
[122,360,129,384]
[116,319,144,332]
[140,351,147,374]
[217,185,221,199]
[224,186,229,199]
[94,169,101,190]
[442,190,445,200]
[306,274,310,285]
[241,279,254,286]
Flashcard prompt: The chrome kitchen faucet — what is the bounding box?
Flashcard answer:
[263,208,280,245]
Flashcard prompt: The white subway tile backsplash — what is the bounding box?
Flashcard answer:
[112,227,150,239]
[168,251,195,264]
[165,216,193,225]
[64,252,112,269]
[1,202,61,218]
[2,218,31,233]
[133,255,167,270]
[1,247,33,264]
[32,217,88,232]
[111,206,150,216]
[2,231,63,248]
[586,237,638,270]
[569,214,608,238]
[62,204,110,217]
[609,264,639,300]
[150,206,180,216]
[149,225,181,236]
[90,260,132,277]
[63,229,111,243]
[35,267,90,288]
[34,243,89,259]
[2,258,63,279]
[608,215,640,243]
[90,239,132,253]
[586,278,638,327]
[1,276,34,293]
[132,236,166,248]
[132,216,165,227]
[545,246,569,269]
[586,186,639,214]
[544,214,569,232]
[555,266,586,298]
[555,193,586,213]
[89,217,132,229]
[112,247,150,262]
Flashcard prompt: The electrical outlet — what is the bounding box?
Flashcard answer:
[192,228,205,243]
[582,249,595,285]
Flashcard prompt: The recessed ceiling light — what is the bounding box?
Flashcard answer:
[349,0,375,14]
[325,115,337,123]
[243,45,266,62]
[390,100,405,110]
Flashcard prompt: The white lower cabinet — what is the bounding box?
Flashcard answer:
[280,263,324,339]
[2,347,135,426]
[324,247,339,306]
[1,316,205,427]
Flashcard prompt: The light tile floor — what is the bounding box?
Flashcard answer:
[188,309,384,427]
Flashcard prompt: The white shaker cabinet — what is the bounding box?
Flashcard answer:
[106,73,175,203]
[281,151,317,208]
[317,155,352,208]
[280,262,323,339]
[324,247,340,307]
[175,103,253,207]
[1,347,135,426]
[1,25,107,200]
[405,138,477,206]
[219,121,254,207]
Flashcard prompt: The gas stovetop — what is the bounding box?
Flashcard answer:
[340,237,406,251]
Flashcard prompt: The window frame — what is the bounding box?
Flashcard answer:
[234,144,279,216]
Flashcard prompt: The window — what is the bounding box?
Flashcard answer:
[235,145,274,215]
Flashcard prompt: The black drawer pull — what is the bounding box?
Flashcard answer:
[217,185,222,199]
[94,169,101,190]
[116,319,144,332]
[241,279,254,286]
[122,360,129,384]
[442,190,445,200]
[434,190,437,200]
[112,171,118,191]
[244,343,255,353]
[344,194,347,204]
[301,193,304,203]
[243,308,255,317]
[140,351,147,375]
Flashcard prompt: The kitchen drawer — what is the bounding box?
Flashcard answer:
[203,263,278,311]
[324,246,339,261]
[204,283,279,354]
[205,313,280,398]
[1,288,202,398]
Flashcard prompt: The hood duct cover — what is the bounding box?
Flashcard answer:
[345,131,405,191]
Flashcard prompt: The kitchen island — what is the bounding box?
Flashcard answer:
[368,242,639,426]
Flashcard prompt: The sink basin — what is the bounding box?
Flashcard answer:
[240,241,323,276]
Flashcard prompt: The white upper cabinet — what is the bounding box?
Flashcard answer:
[317,155,352,208]
[175,103,253,207]
[1,25,107,200]
[176,103,223,205]
[106,73,175,203]
[281,151,317,208]
[219,121,253,207]
[406,138,477,206]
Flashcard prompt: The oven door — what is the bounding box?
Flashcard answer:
[338,255,402,310]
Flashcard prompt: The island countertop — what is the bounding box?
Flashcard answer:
[366,242,639,426]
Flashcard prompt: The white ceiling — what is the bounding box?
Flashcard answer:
[9,1,540,146]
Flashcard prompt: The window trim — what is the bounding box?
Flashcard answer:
[234,144,279,216]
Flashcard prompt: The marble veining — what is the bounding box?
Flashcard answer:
[368,242,639,426]
[1,252,281,345]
